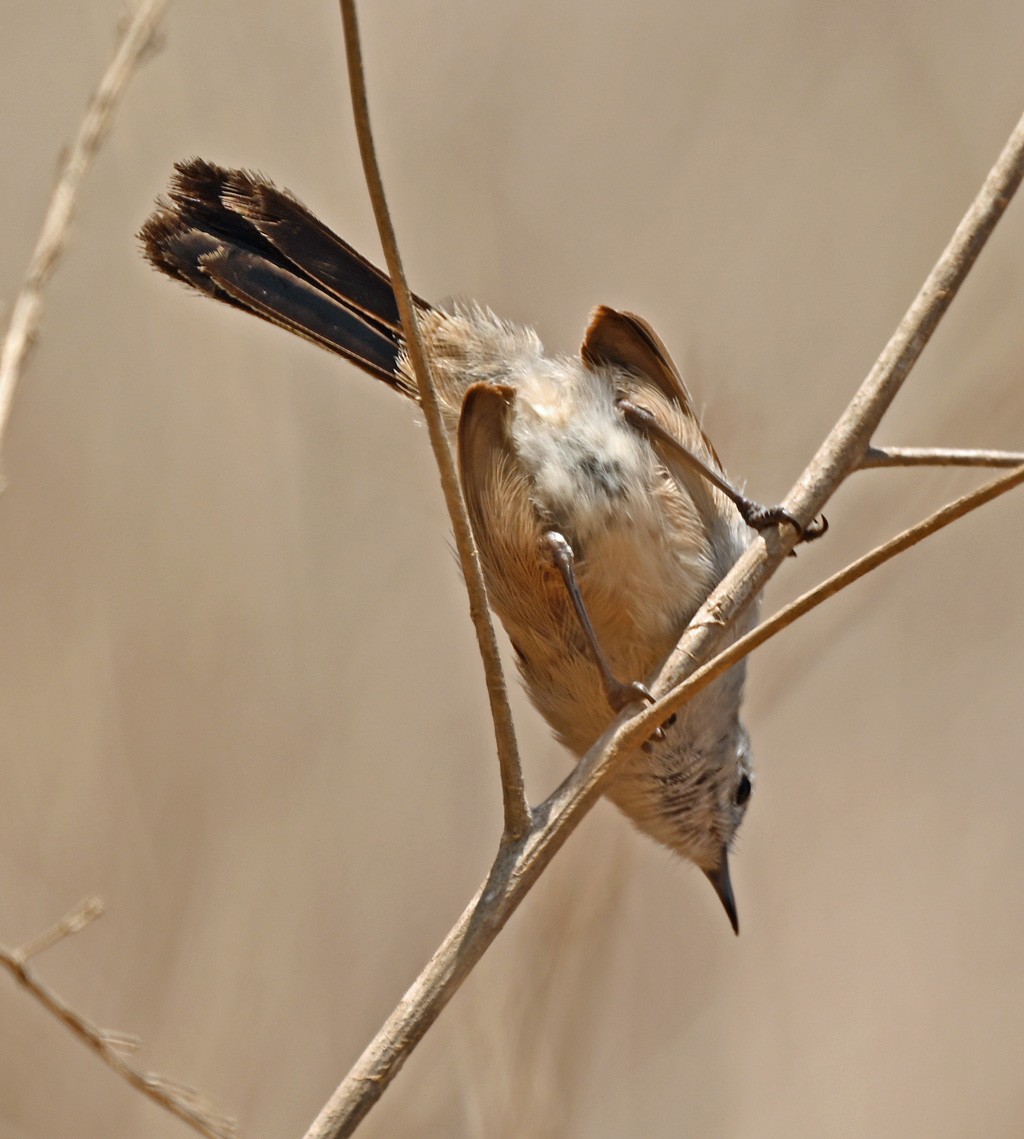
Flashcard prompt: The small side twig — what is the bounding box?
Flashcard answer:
[14,894,106,961]
[860,445,1024,469]
[338,0,528,840]
[0,0,169,470]
[1,899,235,1139]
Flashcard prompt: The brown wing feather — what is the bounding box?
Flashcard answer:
[581,307,743,564]
[580,307,692,407]
[580,306,726,470]
[456,383,558,643]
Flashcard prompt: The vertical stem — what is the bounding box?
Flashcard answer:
[338,0,529,838]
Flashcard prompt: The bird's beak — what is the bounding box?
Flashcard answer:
[703,848,740,935]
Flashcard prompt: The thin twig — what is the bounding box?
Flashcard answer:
[1,900,235,1139]
[0,0,169,471]
[303,100,1024,1139]
[860,445,1024,469]
[1,4,234,1132]
[337,0,528,840]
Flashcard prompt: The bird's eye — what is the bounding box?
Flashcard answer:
[734,775,752,806]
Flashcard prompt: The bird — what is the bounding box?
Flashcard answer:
[140,158,821,932]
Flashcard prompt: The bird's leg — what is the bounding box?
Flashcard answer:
[617,398,827,541]
[543,530,656,715]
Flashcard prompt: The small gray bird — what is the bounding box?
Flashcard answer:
[140,160,821,932]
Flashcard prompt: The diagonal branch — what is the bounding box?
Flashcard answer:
[304,465,1024,1139]
[0,0,169,473]
[302,93,1024,1138]
[650,104,1024,700]
[1,899,235,1139]
[338,0,528,839]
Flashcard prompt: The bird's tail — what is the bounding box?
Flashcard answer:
[139,158,419,397]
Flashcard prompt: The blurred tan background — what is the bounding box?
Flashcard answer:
[2,3,1023,1137]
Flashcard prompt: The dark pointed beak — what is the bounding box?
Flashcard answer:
[703,848,740,935]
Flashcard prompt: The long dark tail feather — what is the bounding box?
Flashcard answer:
[139,158,421,397]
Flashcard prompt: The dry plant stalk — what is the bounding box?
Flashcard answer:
[0,2,235,1136]
[338,3,528,839]
[303,6,1024,1137]
[0,0,169,468]
[0,899,236,1139]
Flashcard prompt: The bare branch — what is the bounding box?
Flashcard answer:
[860,445,1024,469]
[649,105,1024,703]
[337,0,528,840]
[303,97,1024,1138]
[0,0,169,471]
[1,901,236,1139]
